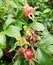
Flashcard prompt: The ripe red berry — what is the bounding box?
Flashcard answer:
[24,6,34,17]
[4,48,9,53]
[25,49,33,59]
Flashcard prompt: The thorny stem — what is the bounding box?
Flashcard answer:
[12,53,18,62]
[20,37,23,47]
[32,58,39,64]
[31,47,39,64]
[29,61,32,65]
[31,47,36,58]
[29,59,35,65]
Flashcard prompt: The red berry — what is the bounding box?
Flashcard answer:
[25,49,33,59]
[4,48,9,53]
[24,6,34,17]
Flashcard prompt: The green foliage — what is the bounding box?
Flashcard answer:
[36,48,53,65]
[0,48,3,58]
[5,25,21,38]
[0,32,6,49]
[0,0,53,65]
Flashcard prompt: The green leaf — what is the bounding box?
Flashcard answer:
[8,38,16,48]
[0,7,5,17]
[0,48,3,58]
[9,42,17,52]
[43,8,50,13]
[44,45,53,54]
[34,11,41,16]
[8,38,16,52]
[36,48,53,65]
[13,0,21,6]
[7,14,14,18]
[10,1,17,8]
[30,22,45,31]
[36,22,45,31]
[0,23,3,32]
[13,59,20,65]
[0,32,6,49]
[24,61,29,65]
[39,0,49,2]
[18,0,27,5]
[17,9,24,19]
[15,19,24,30]
[3,18,15,30]
[5,25,21,38]
[38,34,53,47]
[0,0,3,6]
